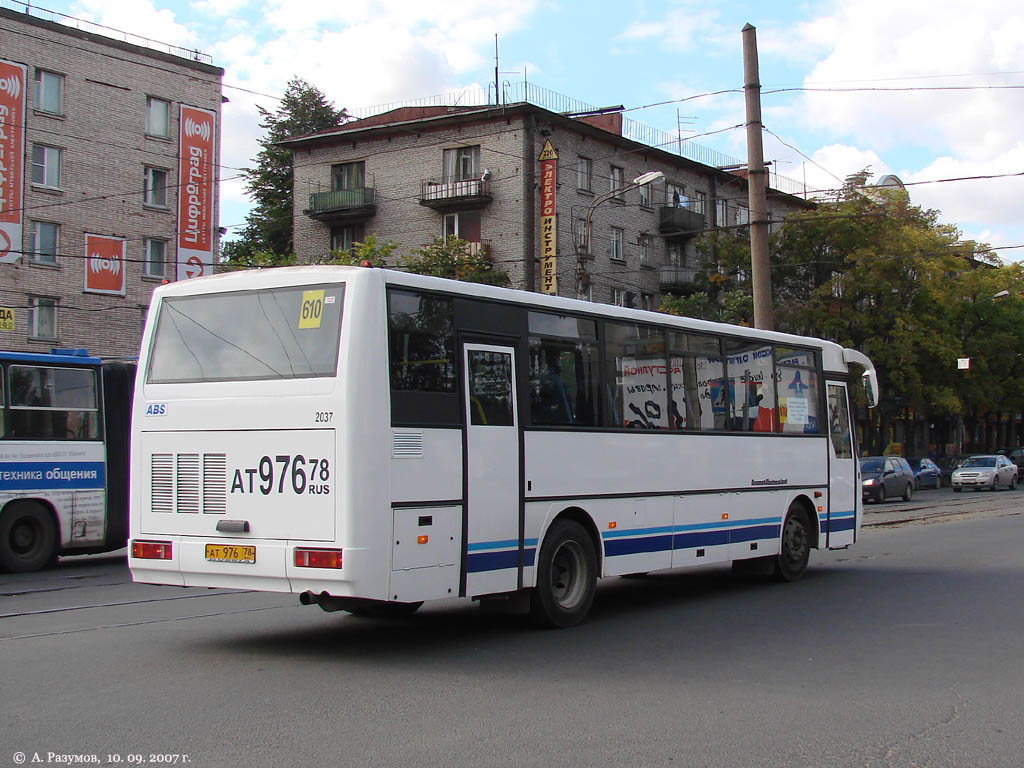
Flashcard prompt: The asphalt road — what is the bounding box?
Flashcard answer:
[1,491,1023,768]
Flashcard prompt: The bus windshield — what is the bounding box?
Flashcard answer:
[146,283,345,384]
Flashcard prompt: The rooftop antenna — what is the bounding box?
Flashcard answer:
[494,34,500,106]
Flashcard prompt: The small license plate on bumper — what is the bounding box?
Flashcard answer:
[205,543,256,563]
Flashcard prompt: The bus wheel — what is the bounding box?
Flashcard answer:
[530,519,597,628]
[773,505,811,583]
[0,502,58,573]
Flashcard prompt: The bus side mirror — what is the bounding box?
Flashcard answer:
[862,370,879,409]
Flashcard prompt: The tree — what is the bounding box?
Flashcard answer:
[316,234,398,268]
[769,173,1024,454]
[401,236,510,286]
[223,78,347,266]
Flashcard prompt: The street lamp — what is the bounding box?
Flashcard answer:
[577,170,665,298]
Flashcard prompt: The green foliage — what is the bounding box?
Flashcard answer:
[402,236,510,286]
[316,234,399,267]
[222,78,347,266]
[219,247,297,270]
[769,173,1024,432]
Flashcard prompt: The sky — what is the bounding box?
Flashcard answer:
[29,0,1024,261]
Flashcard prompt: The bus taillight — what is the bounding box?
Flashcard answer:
[294,548,343,569]
[131,540,173,560]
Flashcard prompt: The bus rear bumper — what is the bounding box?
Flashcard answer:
[128,536,369,597]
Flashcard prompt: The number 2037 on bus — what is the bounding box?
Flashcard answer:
[230,454,331,496]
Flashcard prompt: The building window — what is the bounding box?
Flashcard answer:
[28,297,57,340]
[610,227,625,261]
[640,293,654,311]
[639,181,651,206]
[331,161,365,191]
[715,198,728,227]
[667,241,683,267]
[28,221,58,265]
[143,238,167,278]
[143,167,168,208]
[736,204,750,226]
[146,96,170,138]
[330,223,365,254]
[693,190,707,215]
[34,70,64,114]
[577,156,593,191]
[31,144,61,188]
[610,165,624,197]
[443,210,482,244]
[667,183,687,207]
[442,145,480,182]
[638,235,650,266]
[576,217,588,250]
[611,288,626,307]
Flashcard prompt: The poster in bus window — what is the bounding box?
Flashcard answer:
[778,367,818,433]
[0,59,27,264]
[83,234,126,295]
[621,357,670,429]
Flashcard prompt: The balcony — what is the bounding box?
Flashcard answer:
[658,204,705,236]
[659,264,698,292]
[419,177,492,211]
[304,188,376,222]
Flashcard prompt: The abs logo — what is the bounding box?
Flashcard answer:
[89,250,121,276]
[0,73,21,100]
[184,116,211,142]
[145,403,167,416]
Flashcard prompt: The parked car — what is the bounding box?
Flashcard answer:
[935,455,964,488]
[1006,448,1024,471]
[860,456,916,503]
[907,457,941,490]
[951,454,1018,492]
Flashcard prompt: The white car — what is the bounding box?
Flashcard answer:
[951,455,1018,492]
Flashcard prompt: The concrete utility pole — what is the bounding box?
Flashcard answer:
[742,23,773,330]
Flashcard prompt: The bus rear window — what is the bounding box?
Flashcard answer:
[146,284,344,384]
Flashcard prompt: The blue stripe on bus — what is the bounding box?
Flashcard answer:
[466,548,536,572]
[0,461,105,490]
[818,510,856,534]
[466,538,538,552]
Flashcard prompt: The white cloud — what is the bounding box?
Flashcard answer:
[68,0,196,47]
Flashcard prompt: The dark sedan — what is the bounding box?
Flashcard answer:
[860,456,916,503]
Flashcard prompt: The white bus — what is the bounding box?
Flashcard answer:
[129,266,878,627]
[1,350,135,572]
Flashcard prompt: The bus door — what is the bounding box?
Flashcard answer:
[462,342,522,598]
[826,382,857,547]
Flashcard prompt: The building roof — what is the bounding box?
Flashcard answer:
[0,7,223,76]
[279,100,811,205]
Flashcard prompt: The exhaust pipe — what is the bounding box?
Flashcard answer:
[298,590,348,612]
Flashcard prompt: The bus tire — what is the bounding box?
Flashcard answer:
[0,501,58,573]
[530,519,597,628]
[773,504,811,583]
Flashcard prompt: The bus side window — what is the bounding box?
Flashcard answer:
[527,312,599,427]
[8,365,99,440]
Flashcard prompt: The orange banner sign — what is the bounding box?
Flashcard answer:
[84,234,126,295]
[538,141,558,295]
[0,59,27,264]
[177,104,216,280]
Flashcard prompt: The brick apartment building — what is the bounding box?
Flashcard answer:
[284,100,809,308]
[0,6,222,358]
